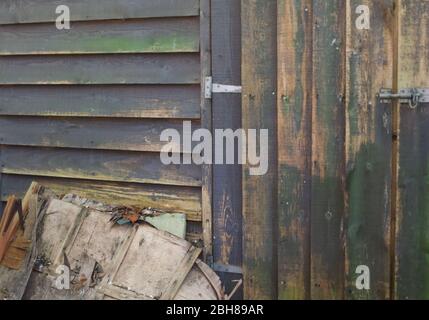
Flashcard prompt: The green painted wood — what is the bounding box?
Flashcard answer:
[395,0,429,300]
[345,0,394,300]
[277,0,312,300]
[0,0,199,24]
[310,0,346,300]
[0,54,200,84]
[0,146,201,187]
[0,117,200,152]
[0,18,199,55]
[0,174,202,221]
[242,0,277,300]
[0,85,200,119]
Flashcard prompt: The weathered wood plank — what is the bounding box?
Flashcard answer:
[0,18,199,55]
[0,0,200,24]
[242,0,277,300]
[0,146,201,187]
[0,174,202,221]
[200,0,212,262]
[0,54,200,84]
[0,117,200,152]
[0,85,200,119]
[395,0,429,300]
[212,0,243,289]
[277,0,312,300]
[345,0,394,300]
[310,0,346,300]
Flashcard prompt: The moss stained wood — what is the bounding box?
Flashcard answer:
[0,0,200,24]
[242,0,277,300]
[277,0,312,300]
[395,0,429,300]
[310,0,346,300]
[0,54,200,85]
[345,0,394,300]
[0,18,199,55]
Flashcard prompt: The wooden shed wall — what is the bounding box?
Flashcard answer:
[0,0,211,249]
[242,0,429,300]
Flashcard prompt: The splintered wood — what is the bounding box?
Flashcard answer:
[9,182,225,300]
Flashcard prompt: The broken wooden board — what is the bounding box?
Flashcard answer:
[0,183,42,300]
[22,190,224,300]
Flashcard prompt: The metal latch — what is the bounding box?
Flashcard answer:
[378,88,429,109]
[204,76,242,99]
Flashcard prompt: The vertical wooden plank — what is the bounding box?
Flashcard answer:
[310,0,346,300]
[200,0,213,262]
[345,0,394,300]
[212,0,243,294]
[395,0,429,300]
[242,0,277,299]
[277,0,312,300]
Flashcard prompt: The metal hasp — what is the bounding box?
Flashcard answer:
[378,88,429,109]
[204,76,242,99]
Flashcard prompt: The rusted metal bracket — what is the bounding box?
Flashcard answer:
[378,88,429,109]
[204,76,242,99]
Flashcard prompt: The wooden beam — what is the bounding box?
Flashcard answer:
[277,0,312,300]
[344,0,394,300]
[242,0,277,300]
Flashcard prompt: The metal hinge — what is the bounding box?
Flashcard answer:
[378,88,429,109]
[204,76,242,99]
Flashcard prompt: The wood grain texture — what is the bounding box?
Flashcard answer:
[0,85,200,119]
[0,0,199,24]
[212,0,242,279]
[242,0,277,300]
[0,54,200,84]
[0,146,201,187]
[200,0,213,262]
[0,175,202,221]
[395,0,429,300]
[0,18,199,55]
[310,0,346,300]
[344,0,394,300]
[0,116,200,152]
[277,0,312,300]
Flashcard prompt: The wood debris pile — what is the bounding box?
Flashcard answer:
[0,182,226,300]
